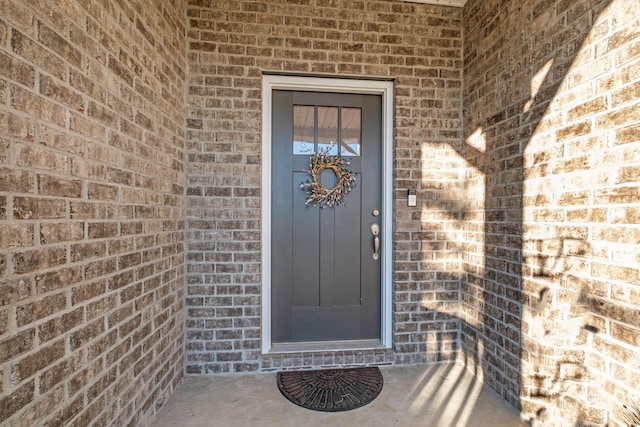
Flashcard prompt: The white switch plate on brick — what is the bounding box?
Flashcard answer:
[408,194,417,207]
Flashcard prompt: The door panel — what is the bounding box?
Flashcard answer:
[271,90,382,343]
[292,306,361,342]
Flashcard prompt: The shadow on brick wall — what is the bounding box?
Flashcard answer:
[448,1,615,425]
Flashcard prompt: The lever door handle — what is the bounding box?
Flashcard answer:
[371,223,380,260]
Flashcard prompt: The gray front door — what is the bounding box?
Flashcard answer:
[271,90,382,344]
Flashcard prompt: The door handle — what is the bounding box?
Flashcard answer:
[371,223,380,260]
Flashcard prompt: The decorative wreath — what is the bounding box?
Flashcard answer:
[300,148,357,208]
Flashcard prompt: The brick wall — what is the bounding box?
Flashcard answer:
[3,0,634,424]
[463,0,640,425]
[0,0,186,425]
[185,0,464,374]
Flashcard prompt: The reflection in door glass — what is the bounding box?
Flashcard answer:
[293,105,314,154]
[318,106,338,155]
[341,108,361,156]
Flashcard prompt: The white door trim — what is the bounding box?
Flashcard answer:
[261,74,394,354]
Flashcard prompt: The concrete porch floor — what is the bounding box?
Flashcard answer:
[150,363,527,427]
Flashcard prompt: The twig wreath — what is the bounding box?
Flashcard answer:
[300,148,356,208]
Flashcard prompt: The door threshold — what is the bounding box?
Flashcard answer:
[269,339,386,354]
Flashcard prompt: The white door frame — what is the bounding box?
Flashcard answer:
[261,74,394,354]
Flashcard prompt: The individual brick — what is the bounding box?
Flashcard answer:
[0,49,36,87]
[0,380,34,424]
[0,329,35,365]
[13,247,67,274]
[38,175,83,198]
[0,167,35,193]
[40,222,84,244]
[0,223,34,247]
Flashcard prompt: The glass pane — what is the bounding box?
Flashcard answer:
[317,106,338,155]
[341,107,361,156]
[293,105,314,155]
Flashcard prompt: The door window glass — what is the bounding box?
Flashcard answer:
[293,104,360,157]
[293,105,314,155]
[318,106,338,155]
[341,108,361,156]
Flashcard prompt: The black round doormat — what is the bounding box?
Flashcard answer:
[277,367,383,412]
